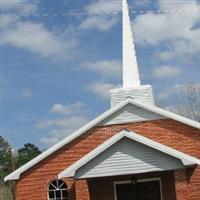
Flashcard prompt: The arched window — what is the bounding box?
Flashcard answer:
[48,179,69,200]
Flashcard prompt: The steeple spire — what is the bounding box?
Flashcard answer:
[122,0,141,88]
[110,0,155,107]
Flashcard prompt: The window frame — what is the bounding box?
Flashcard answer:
[48,179,69,200]
[113,177,163,200]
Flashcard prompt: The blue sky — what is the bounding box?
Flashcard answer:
[1,0,200,149]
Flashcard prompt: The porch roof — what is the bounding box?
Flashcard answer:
[58,130,200,179]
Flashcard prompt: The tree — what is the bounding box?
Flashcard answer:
[15,143,41,168]
[0,140,41,200]
[0,136,13,182]
[170,84,200,122]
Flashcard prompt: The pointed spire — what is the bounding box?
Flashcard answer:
[110,0,155,107]
[122,0,141,88]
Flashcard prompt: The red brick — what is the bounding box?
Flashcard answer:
[15,119,200,200]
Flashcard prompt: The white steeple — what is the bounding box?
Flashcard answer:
[110,0,155,107]
[122,0,141,88]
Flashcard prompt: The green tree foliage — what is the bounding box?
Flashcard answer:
[0,136,12,182]
[15,143,42,169]
[0,140,41,200]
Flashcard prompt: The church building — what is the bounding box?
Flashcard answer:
[5,1,200,200]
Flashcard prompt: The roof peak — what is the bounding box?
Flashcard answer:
[122,0,141,88]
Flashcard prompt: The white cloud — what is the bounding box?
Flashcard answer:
[156,85,181,101]
[88,81,118,99]
[37,116,88,129]
[39,137,60,146]
[158,51,174,61]
[50,102,85,115]
[157,92,170,100]
[85,0,121,15]
[80,0,121,31]
[39,116,89,146]
[79,15,118,31]
[3,21,77,58]
[1,0,38,15]
[157,37,200,61]
[153,65,182,78]
[133,0,200,60]
[1,2,77,59]
[82,59,122,78]
[38,102,89,146]
[1,14,19,30]
[134,1,200,44]
[21,89,32,98]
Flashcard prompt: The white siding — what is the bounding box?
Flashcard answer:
[111,85,154,107]
[99,104,165,126]
[75,138,183,179]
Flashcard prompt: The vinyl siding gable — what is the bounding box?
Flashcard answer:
[99,104,165,126]
[75,138,183,179]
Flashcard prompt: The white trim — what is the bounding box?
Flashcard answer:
[129,99,200,129]
[47,179,69,200]
[113,178,163,200]
[59,132,125,178]
[4,100,129,181]
[5,98,200,181]
[58,130,200,179]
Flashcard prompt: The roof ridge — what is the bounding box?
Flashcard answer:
[5,99,200,181]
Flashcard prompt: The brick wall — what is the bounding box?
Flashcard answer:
[15,119,200,200]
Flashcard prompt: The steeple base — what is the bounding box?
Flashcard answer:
[110,85,155,107]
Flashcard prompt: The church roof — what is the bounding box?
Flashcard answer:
[5,98,200,181]
[58,130,200,179]
[4,0,200,182]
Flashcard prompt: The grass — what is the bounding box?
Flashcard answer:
[0,182,14,200]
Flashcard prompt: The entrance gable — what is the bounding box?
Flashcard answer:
[75,137,183,179]
[58,130,200,179]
